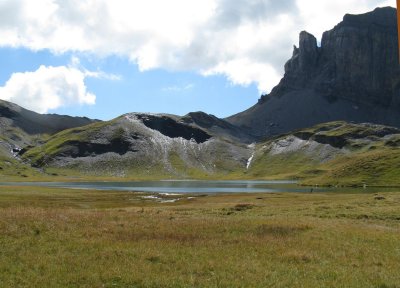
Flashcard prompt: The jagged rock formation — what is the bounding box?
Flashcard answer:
[227,7,400,138]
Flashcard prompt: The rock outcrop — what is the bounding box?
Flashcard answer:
[227,7,400,138]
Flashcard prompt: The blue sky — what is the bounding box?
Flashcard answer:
[0,47,259,120]
[0,0,393,120]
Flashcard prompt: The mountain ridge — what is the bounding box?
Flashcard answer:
[0,99,97,136]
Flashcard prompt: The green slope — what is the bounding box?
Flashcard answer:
[247,121,400,186]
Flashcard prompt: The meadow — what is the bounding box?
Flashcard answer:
[0,186,399,287]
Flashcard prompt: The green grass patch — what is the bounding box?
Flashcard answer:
[303,148,400,187]
[22,120,116,165]
[247,150,320,180]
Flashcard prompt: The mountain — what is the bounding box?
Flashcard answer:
[21,113,254,179]
[2,98,400,185]
[227,7,400,138]
[19,113,400,185]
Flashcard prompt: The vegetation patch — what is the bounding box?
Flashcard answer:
[256,223,311,237]
[232,203,255,211]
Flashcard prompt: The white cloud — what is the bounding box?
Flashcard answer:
[0,65,96,113]
[162,83,195,93]
[0,0,395,93]
[70,56,122,81]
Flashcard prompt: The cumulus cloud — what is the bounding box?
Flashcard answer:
[0,0,394,93]
[0,65,96,113]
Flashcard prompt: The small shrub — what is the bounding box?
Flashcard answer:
[257,224,311,237]
[146,256,161,263]
[285,252,313,263]
[232,203,254,211]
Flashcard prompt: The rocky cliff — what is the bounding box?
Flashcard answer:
[227,7,400,138]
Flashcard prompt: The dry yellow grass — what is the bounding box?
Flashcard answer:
[0,186,399,287]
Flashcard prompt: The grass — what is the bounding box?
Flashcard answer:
[303,148,400,187]
[0,155,44,181]
[246,150,321,180]
[0,186,400,287]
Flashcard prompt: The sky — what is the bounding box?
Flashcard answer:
[0,0,395,120]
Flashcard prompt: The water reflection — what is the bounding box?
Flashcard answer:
[0,180,398,194]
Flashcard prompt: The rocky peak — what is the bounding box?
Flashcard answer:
[227,7,400,138]
[274,7,400,105]
[283,31,319,83]
[299,31,319,69]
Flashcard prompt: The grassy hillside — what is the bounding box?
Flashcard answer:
[2,119,400,186]
[247,121,400,186]
[303,148,400,187]
[21,120,115,166]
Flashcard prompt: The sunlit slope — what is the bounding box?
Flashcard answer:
[247,121,400,186]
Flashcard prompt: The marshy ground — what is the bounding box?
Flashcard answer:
[0,186,399,287]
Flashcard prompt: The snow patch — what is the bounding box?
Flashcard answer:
[159,199,179,203]
[141,195,159,200]
[140,194,181,203]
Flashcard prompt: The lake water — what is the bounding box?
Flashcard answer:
[0,180,398,194]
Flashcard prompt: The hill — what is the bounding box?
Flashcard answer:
[246,121,400,186]
[21,112,254,179]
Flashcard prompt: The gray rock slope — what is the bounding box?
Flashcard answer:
[22,113,254,178]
